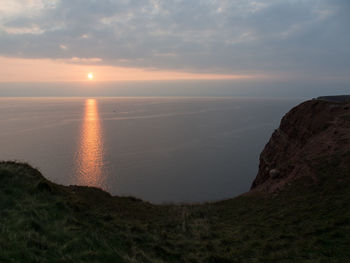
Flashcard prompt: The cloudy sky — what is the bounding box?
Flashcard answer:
[0,0,349,96]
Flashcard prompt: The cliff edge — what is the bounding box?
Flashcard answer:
[1,97,350,262]
[251,96,350,192]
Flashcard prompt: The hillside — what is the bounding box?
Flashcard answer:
[1,98,350,262]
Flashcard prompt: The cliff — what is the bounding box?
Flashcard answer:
[251,97,350,192]
[1,97,350,262]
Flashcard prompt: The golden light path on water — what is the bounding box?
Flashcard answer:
[75,99,105,187]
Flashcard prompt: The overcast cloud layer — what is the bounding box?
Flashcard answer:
[0,0,350,78]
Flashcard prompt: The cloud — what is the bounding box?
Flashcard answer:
[69,57,102,64]
[0,0,349,78]
[0,0,58,21]
[0,24,45,35]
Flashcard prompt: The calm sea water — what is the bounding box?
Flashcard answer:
[0,97,302,203]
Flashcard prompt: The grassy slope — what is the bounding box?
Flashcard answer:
[0,157,349,263]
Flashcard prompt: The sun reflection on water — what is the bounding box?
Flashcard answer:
[75,99,105,187]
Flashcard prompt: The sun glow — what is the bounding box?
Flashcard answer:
[75,99,105,187]
[0,56,261,82]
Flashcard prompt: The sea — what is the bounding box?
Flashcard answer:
[0,97,302,203]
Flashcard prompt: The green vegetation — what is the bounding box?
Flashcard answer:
[0,158,349,263]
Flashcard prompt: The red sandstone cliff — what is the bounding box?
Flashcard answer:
[251,98,350,192]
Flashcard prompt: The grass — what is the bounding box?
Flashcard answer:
[0,158,349,263]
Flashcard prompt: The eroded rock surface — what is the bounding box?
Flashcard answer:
[251,98,350,192]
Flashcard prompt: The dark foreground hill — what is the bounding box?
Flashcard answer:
[1,98,350,262]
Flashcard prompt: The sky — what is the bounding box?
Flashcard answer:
[0,0,349,96]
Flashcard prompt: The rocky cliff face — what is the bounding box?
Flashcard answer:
[251,98,350,192]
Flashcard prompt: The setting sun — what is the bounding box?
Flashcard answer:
[87,73,94,80]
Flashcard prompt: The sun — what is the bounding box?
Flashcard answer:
[87,73,94,80]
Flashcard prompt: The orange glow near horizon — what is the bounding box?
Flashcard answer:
[75,99,105,187]
[0,56,258,82]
